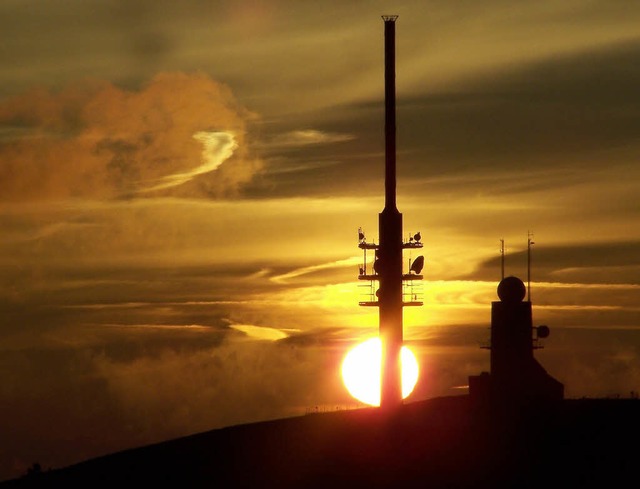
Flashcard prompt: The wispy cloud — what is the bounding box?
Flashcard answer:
[270,256,362,284]
[140,131,238,192]
[229,323,291,341]
[262,129,355,149]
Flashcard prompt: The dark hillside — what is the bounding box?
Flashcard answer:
[3,395,638,488]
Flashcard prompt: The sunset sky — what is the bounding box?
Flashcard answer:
[2,0,640,480]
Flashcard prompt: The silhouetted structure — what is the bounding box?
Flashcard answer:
[357,16,423,409]
[469,276,564,406]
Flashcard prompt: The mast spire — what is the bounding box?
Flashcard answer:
[383,15,398,211]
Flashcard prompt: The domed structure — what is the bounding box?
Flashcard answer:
[497,276,526,303]
[469,276,564,405]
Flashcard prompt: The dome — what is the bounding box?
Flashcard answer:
[497,276,526,303]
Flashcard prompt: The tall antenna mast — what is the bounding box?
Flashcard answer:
[356,15,423,410]
[378,14,403,409]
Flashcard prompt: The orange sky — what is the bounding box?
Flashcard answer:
[1,0,640,481]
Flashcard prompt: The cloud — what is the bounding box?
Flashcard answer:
[0,325,334,480]
[400,38,640,172]
[264,129,355,149]
[270,256,362,284]
[0,72,261,202]
[141,131,238,192]
[537,327,640,398]
[250,37,640,202]
[229,323,290,341]
[471,240,640,284]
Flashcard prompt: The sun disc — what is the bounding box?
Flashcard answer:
[341,338,419,406]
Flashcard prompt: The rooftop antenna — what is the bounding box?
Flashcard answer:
[500,238,505,280]
[527,231,535,302]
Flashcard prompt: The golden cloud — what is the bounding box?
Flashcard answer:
[0,72,261,202]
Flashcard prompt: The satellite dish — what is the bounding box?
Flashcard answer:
[358,228,365,241]
[537,325,550,339]
[413,232,421,242]
[410,255,424,274]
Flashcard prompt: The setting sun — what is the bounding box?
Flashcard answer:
[341,338,419,406]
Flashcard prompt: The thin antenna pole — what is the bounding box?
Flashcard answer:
[382,15,398,211]
[527,231,534,302]
[500,238,505,280]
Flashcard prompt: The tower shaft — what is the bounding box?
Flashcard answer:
[358,15,422,410]
[378,208,403,408]
[379,15,403,409]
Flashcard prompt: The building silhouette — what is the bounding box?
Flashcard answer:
[469,276,564,405]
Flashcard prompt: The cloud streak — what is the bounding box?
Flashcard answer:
[141,131,238,192]
[263,129,355,149]
[229,323,291,341]
[270,256,362,284]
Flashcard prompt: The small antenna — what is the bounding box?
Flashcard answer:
[500,238,505,280]
[527,231,535,302]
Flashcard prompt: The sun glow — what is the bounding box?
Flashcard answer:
[341,338,419,406]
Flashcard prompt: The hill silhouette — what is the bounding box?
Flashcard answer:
[3,395,638,488]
